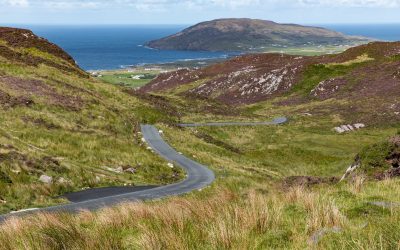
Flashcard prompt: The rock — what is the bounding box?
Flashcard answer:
[335,123,366,133]
[141,138,146,143]
[334,127,345,133]
[103,166,123,174]
[354,123,366,129]
[39,175,53,184]
[341,125,351,132]
[158,130,164,134]
[347,124,354,131]
[124,168,136,174]
[167,163,174,168]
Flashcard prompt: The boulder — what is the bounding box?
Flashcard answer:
[334,127,345,133]
[124,168,136,174]
[341,125,351,132]
[39,175,53,184]
[354,123,366,129]
[347,124,354,131]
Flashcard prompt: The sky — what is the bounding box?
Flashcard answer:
[1,0,400,25]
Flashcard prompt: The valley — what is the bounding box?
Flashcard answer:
[0,26,400,249]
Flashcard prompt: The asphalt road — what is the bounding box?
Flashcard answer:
[0,117,286,222]
[178,117,288,127]
[0,124,215,222]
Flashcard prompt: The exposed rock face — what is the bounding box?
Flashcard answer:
[140,53,315,104]
[310,78,346,98]
[140,42,400,126]
[146,18,369,52]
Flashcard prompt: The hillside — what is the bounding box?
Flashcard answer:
[140,41,400,125]
[2,27,400,249]
[0,27,184,213]
[146,18,370,52]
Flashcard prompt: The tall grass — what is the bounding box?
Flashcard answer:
[4,182,395,250]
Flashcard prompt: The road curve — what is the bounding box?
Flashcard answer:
[0,117,286,222]
[0,124,215,222]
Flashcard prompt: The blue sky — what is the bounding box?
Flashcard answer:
[1,0,400,25]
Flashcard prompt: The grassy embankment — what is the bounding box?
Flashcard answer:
[2,53,400,249]
[0,41,182,213]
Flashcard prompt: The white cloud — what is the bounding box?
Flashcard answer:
[296,0,400,7]
[1,0,29,7]
[1,0,399,10]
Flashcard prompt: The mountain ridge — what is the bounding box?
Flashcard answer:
[140,41,400,125]
[146,18,371,52]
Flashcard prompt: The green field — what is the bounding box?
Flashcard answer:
[96,71,159,88]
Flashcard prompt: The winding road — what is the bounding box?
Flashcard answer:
[0,117,287,222]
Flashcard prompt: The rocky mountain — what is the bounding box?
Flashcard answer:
[146,18,370,51]
[140,41,400,125]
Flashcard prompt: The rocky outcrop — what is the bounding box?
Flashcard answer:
[141,42,400,109]
[334,123,365,133]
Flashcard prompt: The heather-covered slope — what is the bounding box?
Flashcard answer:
[0,27,182,213]
[146,18,370,52]
[140,42,400,125]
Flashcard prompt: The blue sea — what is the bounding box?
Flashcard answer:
[6,24,400,70]
[11,25,234,70]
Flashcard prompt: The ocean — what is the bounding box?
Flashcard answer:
[7,24,400,71]
[14,25,233,70]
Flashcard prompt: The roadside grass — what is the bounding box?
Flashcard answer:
[0,59,181,213]
[1,177,400,249]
